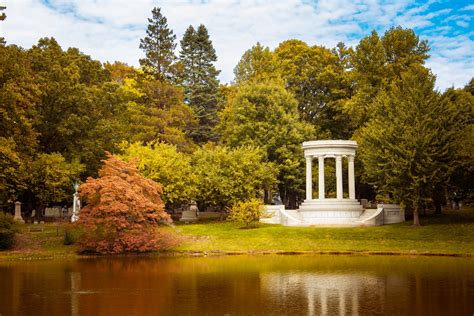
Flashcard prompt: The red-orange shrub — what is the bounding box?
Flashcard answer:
[77,154,173,254]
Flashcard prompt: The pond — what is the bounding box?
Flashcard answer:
[1,255,473,315]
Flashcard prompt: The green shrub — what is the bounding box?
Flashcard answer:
[64,225,82,245]
[227,198,265,228]
[0,212,19,250]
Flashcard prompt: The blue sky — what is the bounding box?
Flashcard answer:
[1,0,473,90]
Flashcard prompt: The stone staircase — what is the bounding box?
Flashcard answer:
[355,206,384,226]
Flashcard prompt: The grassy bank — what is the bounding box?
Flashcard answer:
[175,208,474,255]
[1,208,473,261]
[0,223,77,261]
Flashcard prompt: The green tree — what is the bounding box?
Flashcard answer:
[28,153,84,210]
[178,24,221,143]
[0,44,39,155]
[218,80,314,208]
[357,65,463,225]
[344,27,430,128]
[123,74,196,152]
[0,138,27,207]
[28,38,128,175]
[275,40,352,138]
[192,145,276,210]
[233,42,279,84]
[120,142,195,207]
[139,7,176,81]
[443,84,474,206]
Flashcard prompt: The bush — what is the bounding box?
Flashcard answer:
[63,225,83,245]
[0,212,19,250]
[227,198,265,228]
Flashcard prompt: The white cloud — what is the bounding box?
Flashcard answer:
[1,0,472,90]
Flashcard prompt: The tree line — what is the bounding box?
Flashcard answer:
[0,6,472,225]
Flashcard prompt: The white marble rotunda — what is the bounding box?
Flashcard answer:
[262,140,405,227]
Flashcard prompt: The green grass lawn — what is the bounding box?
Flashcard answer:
[173,208,474,255]
[1,208,473,261]
[0,223,77,261]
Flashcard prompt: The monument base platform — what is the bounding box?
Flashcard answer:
[262,201,404,227]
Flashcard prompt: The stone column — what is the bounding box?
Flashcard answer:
[336,155,343,200]
[318,155,325,200]
[306,156,313,201]
[14,201,24,223]
[348,155,355,200]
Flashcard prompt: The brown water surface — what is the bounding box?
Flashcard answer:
[0,255,473,315]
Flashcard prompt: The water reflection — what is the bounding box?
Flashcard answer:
[261,272,409,316]
[0,255,473,315]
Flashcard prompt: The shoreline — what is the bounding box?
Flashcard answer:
[2,208,473,262]
[1,248,473,262]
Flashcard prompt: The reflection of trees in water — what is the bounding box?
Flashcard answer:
[1,256,474,315]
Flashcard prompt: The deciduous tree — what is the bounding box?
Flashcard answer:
[357,65,463,225]
[233,42,279,84]
[192,145,276,210]
[218,80,314,208]
[123,74,196,152]
[120,142,195,207]
[78,154,172,254]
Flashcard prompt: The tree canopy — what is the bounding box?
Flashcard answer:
[357,65,465,225]
[218,79,314,208]
[78,154,171,254]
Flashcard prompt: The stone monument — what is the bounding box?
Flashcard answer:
[262,140,405,227]
[298,140,364,225]
[71,183,81,223]
[180,201,199,223]
[14,201,25,223]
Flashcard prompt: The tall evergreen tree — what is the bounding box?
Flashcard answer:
[139,7,176,81]
[179,24,220,143]
[0,6,6,45]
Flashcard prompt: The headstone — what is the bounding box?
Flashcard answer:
[14,201,25,223]
[360,199,369,208]
[44,207,61,217]
[180,201,198,223]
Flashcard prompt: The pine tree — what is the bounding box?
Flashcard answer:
[139,7,176,81]
[179,24,220,143]
[0,6,6,45]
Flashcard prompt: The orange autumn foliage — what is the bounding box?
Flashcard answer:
[77,153,173,254]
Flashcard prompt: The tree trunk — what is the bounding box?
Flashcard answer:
[264,189,272,204]
[413,205,420,226]
[287,191,297,210]
[434,200,442,214]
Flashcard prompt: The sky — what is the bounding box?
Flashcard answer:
[1,0,473,90]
